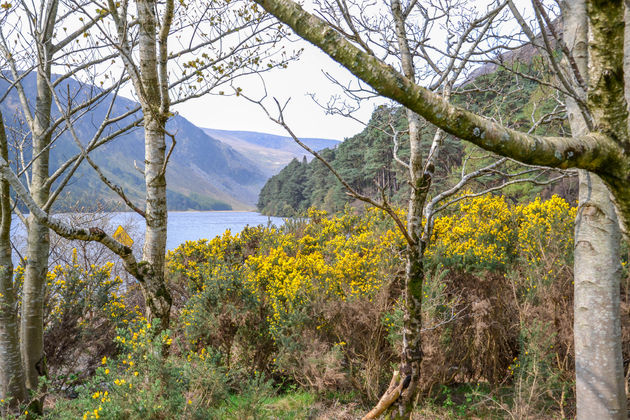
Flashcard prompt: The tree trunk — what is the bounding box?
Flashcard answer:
[388,111,428,419]
[563,2,627,417]
[574,172,626,420]
[21,60,54,396]
[0,112,26,409]
[140,118,171,331]
[137,0,172,332]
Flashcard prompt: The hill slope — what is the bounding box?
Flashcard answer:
[257,62,570,216]
[1,74,272,211]
[202,128,340,176]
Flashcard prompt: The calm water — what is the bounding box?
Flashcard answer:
[12,211,284,252]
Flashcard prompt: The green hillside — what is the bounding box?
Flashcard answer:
[257,64,571,216]
[1,74,267,211]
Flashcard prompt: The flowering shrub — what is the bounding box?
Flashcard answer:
[245,208,401,337]
[44,249,137,330]
[48,318,238,419]
[9,249,142,388]
[42,195,582,418]
[428,194,517,269]
[166,207,404,394]
[428,194,576,272]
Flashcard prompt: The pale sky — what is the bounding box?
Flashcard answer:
[136,0,526,142]
[169,0,517,141]
[172,41,380,141]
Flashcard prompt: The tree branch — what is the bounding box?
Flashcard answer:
[251,0,622,174]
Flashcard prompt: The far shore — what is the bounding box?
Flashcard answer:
[18,209,264,215]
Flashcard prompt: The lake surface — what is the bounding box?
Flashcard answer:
[12,211,284,252]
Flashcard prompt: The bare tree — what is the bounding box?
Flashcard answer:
[83,0,292,332]
[0,0,132,401]
[0,111,26,411]
[0,0,291,407]
[246,57,567,420]
[248,0,629,418]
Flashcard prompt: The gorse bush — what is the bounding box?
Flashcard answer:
[163,196,579,413]
[15,194,592,418]
[47,318,254,419]
[10,249,140,392]
[168,207,404,397]
[429,194,517,269]
[428,194,576,272]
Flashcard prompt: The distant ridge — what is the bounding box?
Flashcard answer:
[202,128,340,176]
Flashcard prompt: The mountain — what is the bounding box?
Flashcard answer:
[0,74,295,211]
[256,106,464,215]
[202,128,340,176]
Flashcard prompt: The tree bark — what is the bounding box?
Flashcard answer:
[21,31,56,394]
[563,2,627,417]
[573,173,626,420]
[387,1,429,416]
[250,0,630,231]
[0,112,26,409]
[136,0,172,331]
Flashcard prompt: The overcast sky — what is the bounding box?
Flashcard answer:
[172,40,382,141]
[158,0,529,141]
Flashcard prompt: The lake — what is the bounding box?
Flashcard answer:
[12,211,284,252]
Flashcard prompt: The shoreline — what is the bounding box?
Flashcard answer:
[18,209,264,216]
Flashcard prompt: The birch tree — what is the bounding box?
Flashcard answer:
[0,111,26,411]
[559,2,625,418]
[0,0,131,400]
[0,0,289,407]
[247,2,567,415]
[86,0,291,332]
[248,0,630,418]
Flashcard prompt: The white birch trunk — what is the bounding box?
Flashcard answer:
[21,56,54,393]
[563,2,627,417]
[136,0,172,331]
[574,172,626,419]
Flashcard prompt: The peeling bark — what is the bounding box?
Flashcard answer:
[135,0,172,331]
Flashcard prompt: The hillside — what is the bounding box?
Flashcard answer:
[0,74,295,211]
[202,128,340,176]
[257,63,570,216]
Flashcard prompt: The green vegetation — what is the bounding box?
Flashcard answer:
[0,75,272,212]
[257,66,564,217]
[3,193,615,418]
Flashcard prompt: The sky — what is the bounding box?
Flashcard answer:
[172,41,381,141]
[169,0,519,141]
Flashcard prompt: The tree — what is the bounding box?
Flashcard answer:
[0,0,131,400]
[247,23,567,418]
[87,0,292,332]
[248,0,629,418]
[0,0,290,408]
[0,111,26,410]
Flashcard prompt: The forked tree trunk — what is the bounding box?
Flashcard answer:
[0,112,26,409]
[136,0,172,331]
